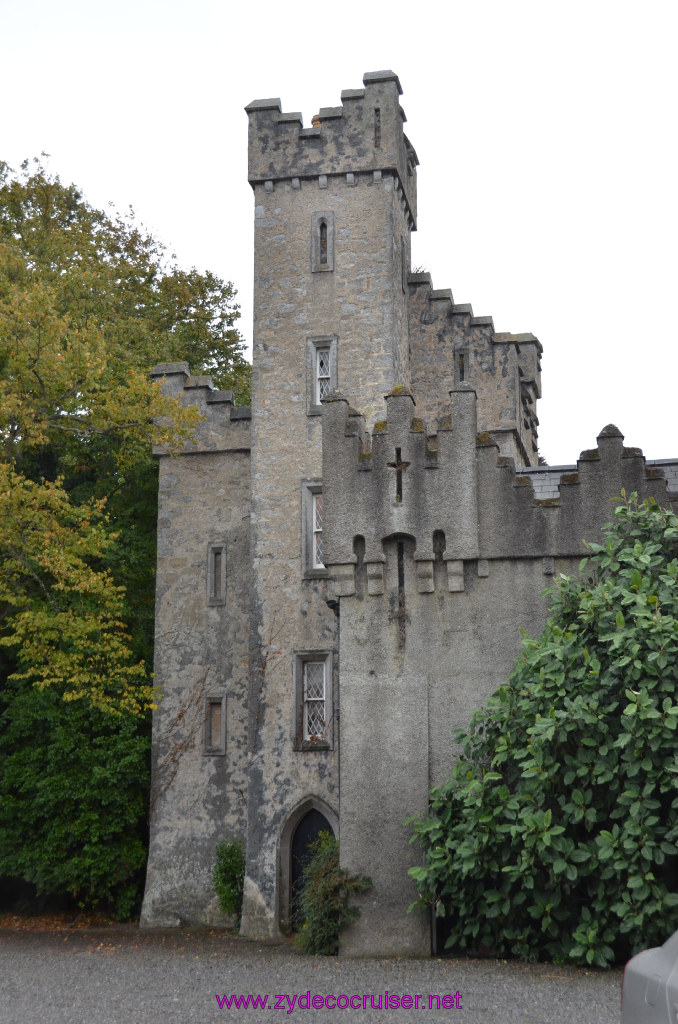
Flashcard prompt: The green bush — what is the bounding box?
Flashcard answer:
[213,838,245,929]
[409,496,678,967]
[294,832,371,955]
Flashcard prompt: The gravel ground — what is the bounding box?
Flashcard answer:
[0,926,622,1024]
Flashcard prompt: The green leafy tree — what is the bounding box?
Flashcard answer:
[0,158,250,913]
[410,496,678,967]
[0,680,149,919]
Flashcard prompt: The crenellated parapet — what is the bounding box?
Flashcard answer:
[246,71,418,227]
[150,362,251,456]
[478,423,676,558]
[322,387,677,599]
[322,386,479,597]
[408,274,542,464]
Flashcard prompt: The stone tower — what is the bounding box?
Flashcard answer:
[241,70,418,937]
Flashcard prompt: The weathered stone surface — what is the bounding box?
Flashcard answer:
[142,71,677,955]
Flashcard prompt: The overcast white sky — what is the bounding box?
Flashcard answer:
[2,0,676,466]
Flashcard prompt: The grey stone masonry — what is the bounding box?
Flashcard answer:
[142,71,678,957]
[520,464,577,500]
[322,403,677,956]
[141,364,251,929]
[322,388,479,574]
[647,459,678,495]
[408,275,542,465]
[246,71,417,227]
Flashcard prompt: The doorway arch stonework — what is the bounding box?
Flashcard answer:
[278,796,338,933]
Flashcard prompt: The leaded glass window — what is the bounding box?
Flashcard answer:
[313,493,323,568]
[303,661,326,741]
[316,349,331,403]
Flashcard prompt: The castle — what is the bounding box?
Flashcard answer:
[140,71,678,955]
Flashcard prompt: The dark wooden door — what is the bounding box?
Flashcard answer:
[290,809,333,928]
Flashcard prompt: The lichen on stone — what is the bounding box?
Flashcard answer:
[475,431,495,446]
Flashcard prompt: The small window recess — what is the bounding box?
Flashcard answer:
[315,348,331,404]
[207,543,226,605]
[312,493,324,568]
[311,211,334,272]
[456,350,468,385]
[302,480,327,578]
[374,107,381,148]
[306,335,338,415]
[319,221,328,265]
[303,662,325,741]
[294,650,333,750]
[203,695,226,755]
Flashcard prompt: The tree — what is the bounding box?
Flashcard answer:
[409,496,678,966]
[0,158,250,913]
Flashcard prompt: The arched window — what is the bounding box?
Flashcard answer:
[311,212,334,272]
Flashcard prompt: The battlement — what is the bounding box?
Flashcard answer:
[407,273,542,463]
[322,389,677,598]
[322,388,480,579]
[150,362,251,455]
[246,71,418,226]
[478,424,677,558]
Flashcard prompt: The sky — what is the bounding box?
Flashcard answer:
[2,0,676,467]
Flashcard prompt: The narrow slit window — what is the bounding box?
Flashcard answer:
[311,211,334,272]
[208,543,226,605]
[458,352,465,383]
[212,549,222,599]
[313,493,324,568]
[208,700,222,746]
[397,540,406,647]
[303,662,326,741]
[319,221,328,265]
[374,107,381,148]
[302,481,326,577]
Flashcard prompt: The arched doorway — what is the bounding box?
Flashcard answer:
[290,809,333,928]
[278,797,338,933]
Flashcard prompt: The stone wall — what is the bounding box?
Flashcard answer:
[322,387,677,955]
[142,71,678,954]
[141,364,251,927]
[408,275,542,464]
